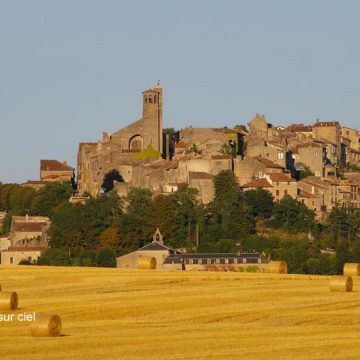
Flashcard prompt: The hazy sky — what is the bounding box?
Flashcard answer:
[1,0,360,183]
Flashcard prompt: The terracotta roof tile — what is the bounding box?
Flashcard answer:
[313,121,340,127]
[13,222,47,232]
[41,160,74,172]
[4,247,47,252]
[287,124,313,132]
[252,156,284,169]
[268,173,297,182]
[241,178,273,188]
[298,190,319,199]
[175,141,189,148]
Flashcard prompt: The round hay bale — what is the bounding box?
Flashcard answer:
[266,261,288,274]
[0,292,18,310]
[329,276,353,292]
[343,263,360,277]
[137,256,157,270]
[31,314,62,337]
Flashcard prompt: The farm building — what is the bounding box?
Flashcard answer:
[0,215,50,265]
[116,229,270,271]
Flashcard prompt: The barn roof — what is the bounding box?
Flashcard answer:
[138,241,181,253]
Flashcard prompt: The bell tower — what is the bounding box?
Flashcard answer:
[142,82,163,153]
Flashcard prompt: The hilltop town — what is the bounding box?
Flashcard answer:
[41,83,360,217]
[1,83,360,270]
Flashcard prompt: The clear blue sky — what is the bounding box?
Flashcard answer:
[1,0,360,183]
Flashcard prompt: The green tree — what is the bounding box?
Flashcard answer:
[150,194,179,242]
[172,185,203,249]
[270,195,316,233]
[30,182,73,217]
[96,247,116,267]
[211,170,255,238]
[243,188,274,219]
[119,188,153,249]
[99,225,121,250]
[37,248,71,266]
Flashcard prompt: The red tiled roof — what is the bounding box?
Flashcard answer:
[298,190,319,199]
[313,121,340,127]
[3,247,47,252]
[241,178,273,188]
[41,160,74,172]
[13,222,47,232]
[300,179,329,189]
[268,173,297,182]
[252,156,284,169]
[43,174,62,180]
[175,141,189,148]
[287,124,313,132]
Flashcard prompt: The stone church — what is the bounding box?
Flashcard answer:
[77,83,164,196]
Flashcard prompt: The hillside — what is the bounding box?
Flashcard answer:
[1,266,360,359]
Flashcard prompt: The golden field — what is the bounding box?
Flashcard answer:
[1,266,360,360]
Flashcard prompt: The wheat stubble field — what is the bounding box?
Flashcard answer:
[1,266,360,359]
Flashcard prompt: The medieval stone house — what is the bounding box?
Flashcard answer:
[1,215,50,265]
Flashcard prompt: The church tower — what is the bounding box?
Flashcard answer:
[142,82,163,153]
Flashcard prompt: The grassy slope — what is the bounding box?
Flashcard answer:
[1,266,360,360]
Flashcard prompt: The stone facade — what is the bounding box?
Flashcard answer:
[312,121,341,160]
[0,215,50,265]
[293,143,324,177]
[77,83,163,197]
[40,160,74,182]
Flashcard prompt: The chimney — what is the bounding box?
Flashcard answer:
[63,161,67,166]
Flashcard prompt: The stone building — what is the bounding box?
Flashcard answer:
[77,83,164,197]
[188,171,215,204]
[293,143,324,177]
[1,215,50,265]
[341,127,360,152]
[241,172,297,201]
[40,160,74,182]
[246,138,286,168]
[116,229,269,271]
[312,121,341,160]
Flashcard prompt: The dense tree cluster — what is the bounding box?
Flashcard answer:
[2,171,360,274]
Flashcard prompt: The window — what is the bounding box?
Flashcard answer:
[10,257,14,264]
[284,190,288,196]
[225,258,229,264]
[216,258,220,264]
[207,258,211,264]
[278,152,284,160]
[189,259,193,264]
[276,190,280,196]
